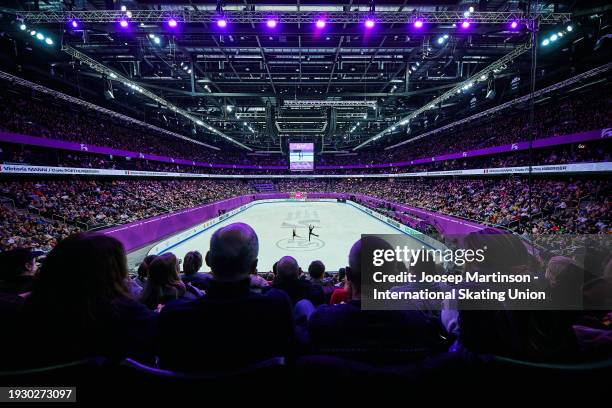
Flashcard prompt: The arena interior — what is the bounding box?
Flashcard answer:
[0,0,610,403]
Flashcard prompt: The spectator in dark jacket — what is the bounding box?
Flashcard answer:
[269,256,325,306]
[180,250,212,291]
[12,234,156,367]
[308,236,443,354]
[0,248,42,295]
[158,223,295,371]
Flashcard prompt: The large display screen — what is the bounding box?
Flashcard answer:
[289,142,314,171]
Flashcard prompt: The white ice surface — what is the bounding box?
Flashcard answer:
[159,200,423,272]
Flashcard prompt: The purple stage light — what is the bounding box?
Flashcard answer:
[266,19,277,28]
[414,20,424,29]
[70,20,79,29]
[119,19,129,28]
[217,18,228,28]
[315,19,326,29]
[510,21,519,29]
[168,18,178,28]
[364,19,375,29]
[461,21,471,29]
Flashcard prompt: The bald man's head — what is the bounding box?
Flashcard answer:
[206,222,259,282]
[276,256,300,281]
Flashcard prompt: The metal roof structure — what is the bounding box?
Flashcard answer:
[0,1,606,153]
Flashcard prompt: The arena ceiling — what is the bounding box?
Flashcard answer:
[0,1,608,152]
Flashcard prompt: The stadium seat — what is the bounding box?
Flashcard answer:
[0,357,108,386]
[112,356,289,399]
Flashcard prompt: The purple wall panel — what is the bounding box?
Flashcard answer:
[102,193,289,251]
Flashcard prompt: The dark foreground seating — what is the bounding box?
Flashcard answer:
[0,357,108,386]
[484,355,612,388]
[1,354,611,403]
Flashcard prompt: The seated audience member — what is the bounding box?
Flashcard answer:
[391,258,445,316]
[308,237,444,355]
[157,223,295,371]
[269,256,325,306]
[136,255,156,288]
[335,268,346,288]
[443,229,579,361]
[329,286,350,305]
[180,250,212,291]
[308,260,332,287]
[13,234,156,366]
[545,256,585,308]
[140,253,202,310]
[249,269,269,292]
[0,248,42,295]
[329,267,350,304]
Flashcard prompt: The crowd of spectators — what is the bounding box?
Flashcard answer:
[276,178,610,236]
[1,176,608,253]
[0,179,253,240]
[0,85,286,166]
[0,203,79,252]
[2,137,609,177]
[323,91,610,166]
[0,82,609,172]
[1,224,610,382]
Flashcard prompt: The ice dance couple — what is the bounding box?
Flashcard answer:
[292,225,319,241]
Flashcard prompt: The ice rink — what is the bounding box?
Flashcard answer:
[157,200,426,272]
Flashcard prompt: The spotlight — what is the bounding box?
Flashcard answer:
[469,6,475,13]
[70,20,79,29]
[217,18,228,28]
[121,6,127,12]
[167,18,178,28]
[315,19,326,29]
[414,20,424,29]
[45,38,53,45]
[510,21,518,29]
[437,37,445,44]
[443,34,449,39]
[461,21,471,29]
[566,25,573,32]
[365,19,375,29]
[266,19,277,28]
[19,23,26,31]
[153,37,161,45]
[550,34,558,41]
[30,30,36,36]
[36,33,44,40]
[119,19,129,28]
[148,33,155,39]
[542,39,550,46]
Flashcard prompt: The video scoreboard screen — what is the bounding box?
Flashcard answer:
[289,142,314,171]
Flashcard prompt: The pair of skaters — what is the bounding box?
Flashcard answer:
[292,225,319,241]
